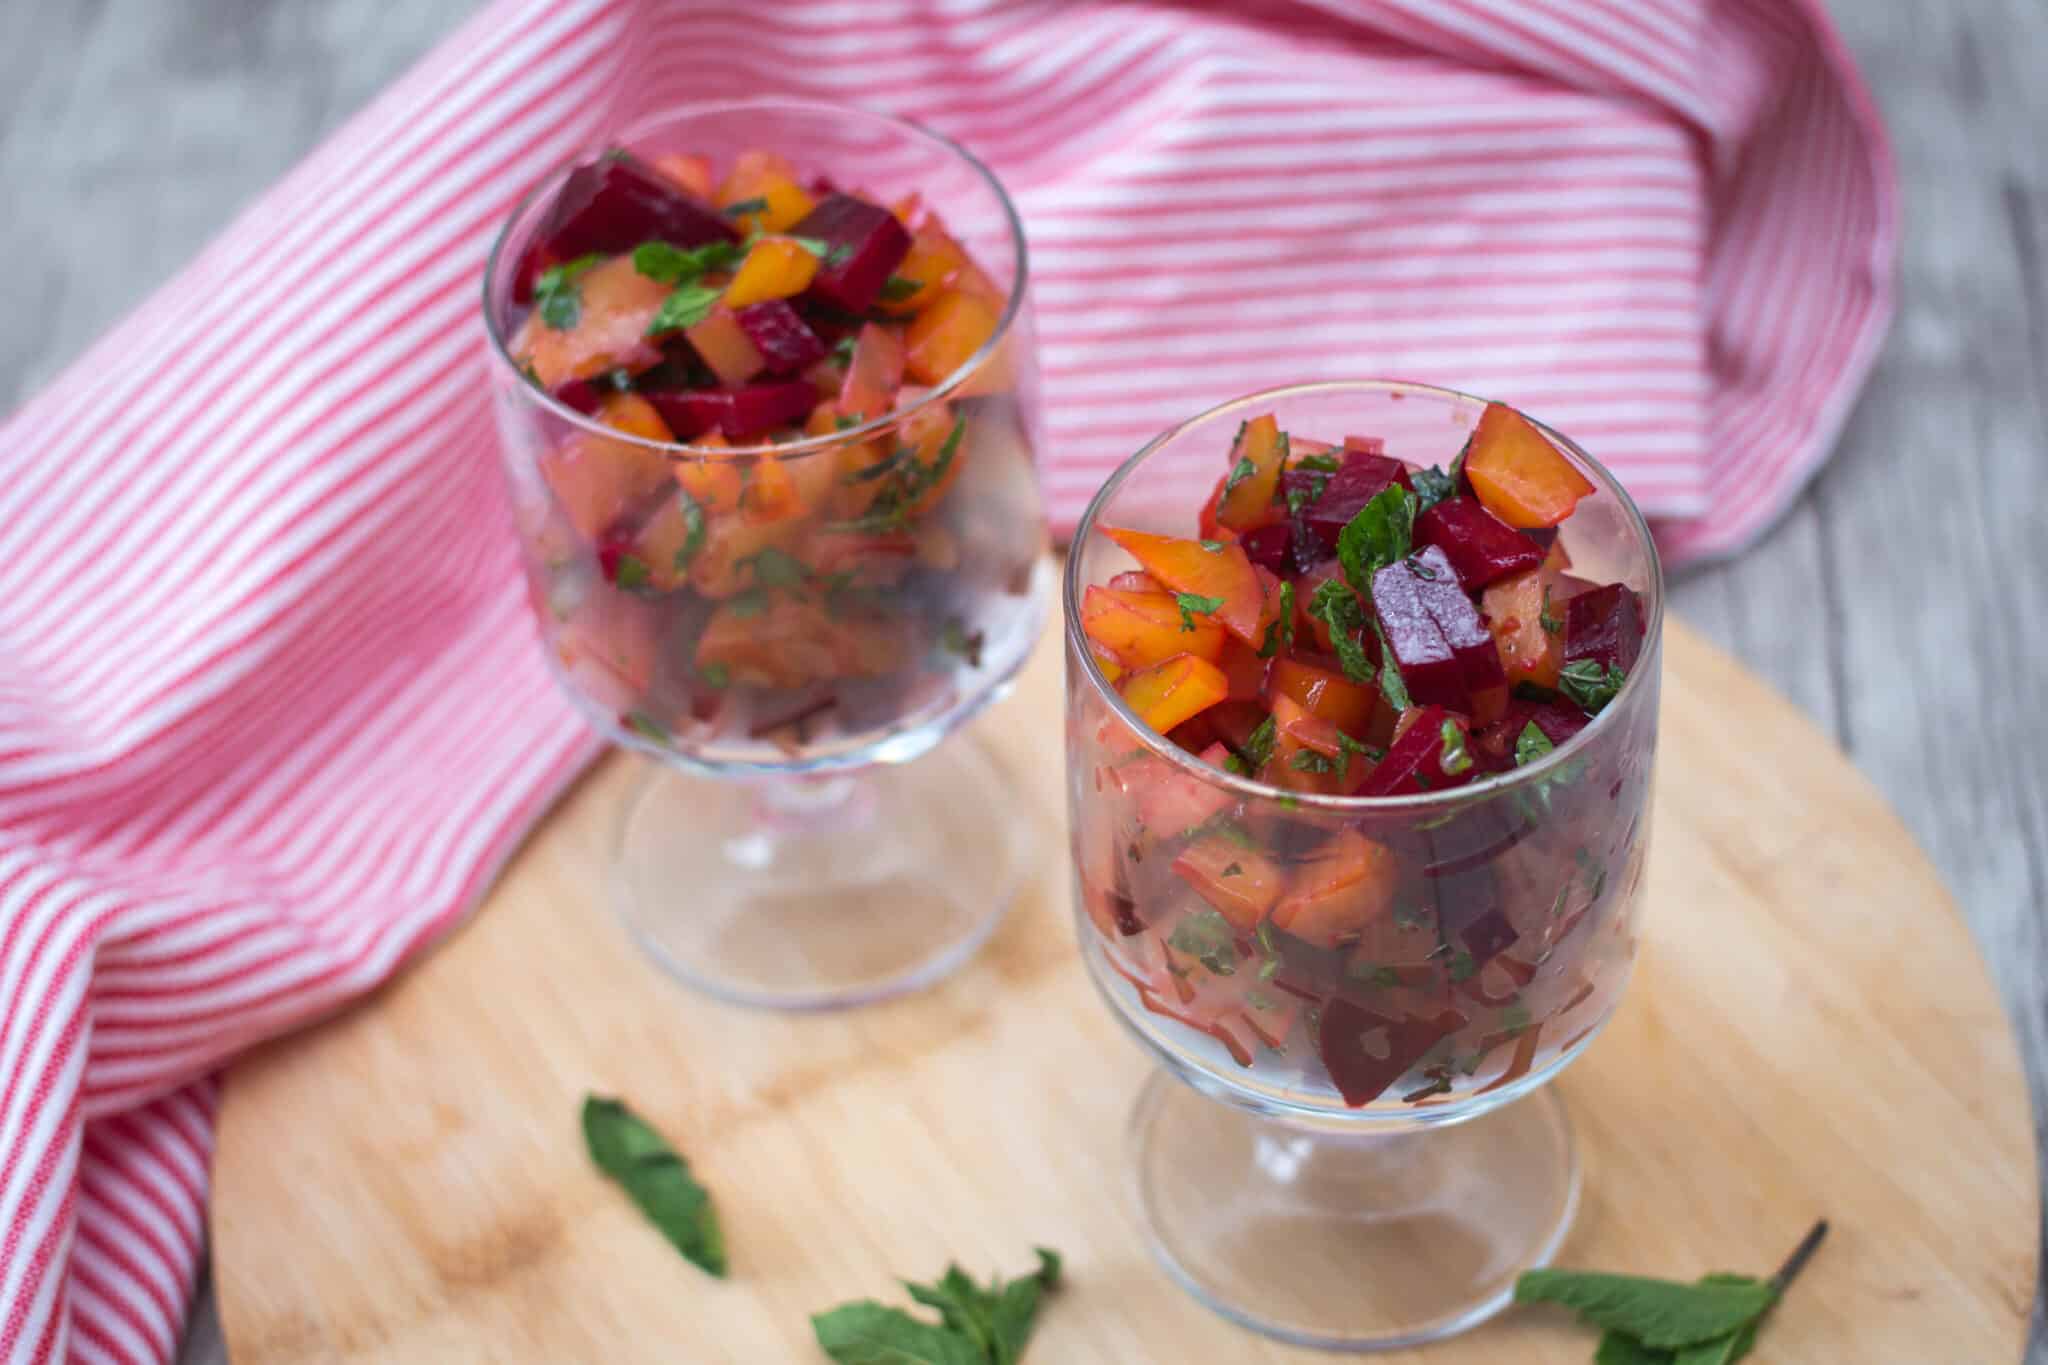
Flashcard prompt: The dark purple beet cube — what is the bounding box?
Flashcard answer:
[644,389,726,439]
[516,154,737,303]
[1414,496,1542,590]
[553,377,608,416]
[734,300,827,374]
[1370,554,1464,710]
[1317,996,1468,1107]
[1408,545,1507,703]
[791,194,911,313]
[1564,583,1645,672]
[719,380,818,439]
[1358,706,1478,797]
[1304,451,1408,550]
[1238,522,1294,575]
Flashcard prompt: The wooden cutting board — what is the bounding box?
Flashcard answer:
[211,603,2039,1363]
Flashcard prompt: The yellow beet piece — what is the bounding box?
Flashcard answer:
[722,237,822,309]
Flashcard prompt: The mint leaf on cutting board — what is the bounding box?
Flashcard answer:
[581,1095,726,1277]
[1514,1270,1774,1348]
[814,1248,1062,1364]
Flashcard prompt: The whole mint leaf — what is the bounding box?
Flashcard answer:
[811,1302,984,1365]
[1337,484,1417,592]
[1514,1270,1775,1349]
[581,1095,725,1277]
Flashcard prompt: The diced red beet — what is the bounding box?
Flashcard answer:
[1238,522,1294,575]
[1304,451,1410,550]
[1357,705,1478,796]
[1414,496,1543,590]
[1564,583,1645,672]
[1472,699,1589,770]
[722,381,820,439]
[791,194,912,313]
[553,377,608,416]
[517,153,737,303]
[644,381,817,440]
[1317,997,1469,1108]
[734,300,827,374]
[1370,557,1466,711]
[1406,545,1508,710]
[596,525,636,583]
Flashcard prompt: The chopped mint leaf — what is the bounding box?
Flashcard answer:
[1410,464,1456,513]
[581,1096,725,1277]
[1438,719,1473,775]
[1577,846,1608,900]
[1445,947,1476,982]
[632,238,741,285]
[1337,484,1417,592]
[1168,909,1239,976]
[1258,581,1296,658]
[1293,452,1341,474]
[1220,455,1257,505]
[941,618,985,668]
[720,195,770,218]
[832,333,859,365]
[1540,584,1564,636]
[1560,659,1626,714]
[533,252,606,330]
[604,366,635,392]
[1369,618,1413,711]
[1307,578,1373,684]
[879,273,924,301]
[614,554,651,591]
[834,413,860,431]
[1515,721,1555,767]
[1447,431,1472,486]
[1348,961,1399,989]
[674,489,707,570]
[1291,749,1337,774]
[1500,1002,1532,1032]
[623,711,669,743]
[1199,539,1227,553]
[1238,715,1278,772]
[646,280,723,336]
[698,662,731,690]
[1175,592,1225,632]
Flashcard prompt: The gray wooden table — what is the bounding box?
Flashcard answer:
[1,1,2040,1360]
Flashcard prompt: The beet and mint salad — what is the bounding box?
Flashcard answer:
[487,143,1045,764]
[1070,397,1658,1111]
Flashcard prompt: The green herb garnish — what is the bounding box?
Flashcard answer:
[623,711,669,743]
[674,489,707,570]
[614,554,651,591]
[1237,715,1278,772]
[633,238,742,285]
[699,663,731,689]
[1307,578,1373,685]
[533,253,606,330]
[1515,721,1555,767]
[812,1248,1063,1365]
[739,546,810,591]
[880,273,924,301]
[1540,585,1565,636]
[1438,719,1473,776]
[1168,909,1239,976]
[1368,617,1412,711]
[1337,484,1417,592]
[1199,539,1227,553]
[1175,592,1225,632]
[1559,659,1626,714]
[1219,456,1257,506]
[1258,581,1296,658]
[1516,1221,1827,1364]
[1410,464,1456,513]
[1291,750,1337,774]
[1293,452,1341,475]
[721,196,770,218]
[646,280,723,336]
[581,1095,725,1277]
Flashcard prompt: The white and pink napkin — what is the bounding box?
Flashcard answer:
[0,0,1893,1357]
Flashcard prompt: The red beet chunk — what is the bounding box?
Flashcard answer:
[1408,545,1508,707]
[1564,583,1645,671]
[1358,705,1477,796]
[517,154,737,303]
[1472,699,1589,769]
[644,389,724,439]
[1414,496,1542,590]
[723,381,819,438]
[553,377,608,416]
[1317,997,1469,1107]
[1238,522,1294,575]
[791,194,911,313]
[735,300,827,374]
[1369,554,1466,710]
[1302,451,1409,551]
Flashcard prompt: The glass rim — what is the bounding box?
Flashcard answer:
[478,95,1030,462]
[1061,378,1667,812]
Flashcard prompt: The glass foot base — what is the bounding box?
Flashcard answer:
[1129,1073,1579,1351]
[610,735,1029,1011]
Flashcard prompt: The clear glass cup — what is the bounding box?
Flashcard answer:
[483,100,1049,1010]
[1064,380,1662,1347]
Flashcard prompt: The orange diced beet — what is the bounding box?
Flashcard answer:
[1174,835,1287,932]
[1091,647,1125,684]
[1215,413,1285,531]
[743,456,805,525]
[674,434,744,514]
[695,596,840,689]
[1481,541,1573,691]
[1266,656,1378,737]
[1120,653,1230,735]
[905,288,1000,386]
[716,150,814,234]
[878,221,973,317]
[1270,829,1399,949]
[540,393,676,542]
[688,516,801,599]
[512,255,670,390]
[1102,527,1274,648]
[1263,695,1353,795]
[894,400,967,518]
[1108,743,1236,837]
[722,236,821,309]
[1082,587,1228,669]
[684,308,766,387]
[1463,402,1595,529]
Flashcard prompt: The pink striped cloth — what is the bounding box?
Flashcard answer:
[0,0,1892,1358]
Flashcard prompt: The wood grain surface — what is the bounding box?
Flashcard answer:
[2,2,2043,1360]
[208,610,2037,1362]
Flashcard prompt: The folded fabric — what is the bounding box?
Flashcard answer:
[0,0,1893,1358]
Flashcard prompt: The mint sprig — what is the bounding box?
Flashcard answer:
[1560,659,1626,714]
[812,1249,1063,1365]
[1516,1220,1826,1363]
[1306,578,1373,686]
[1337,483,1417,593]
[581,1095,725,1277]
[1174,592,1225,632]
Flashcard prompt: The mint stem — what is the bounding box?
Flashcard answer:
[1768,1219,1828,1295]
